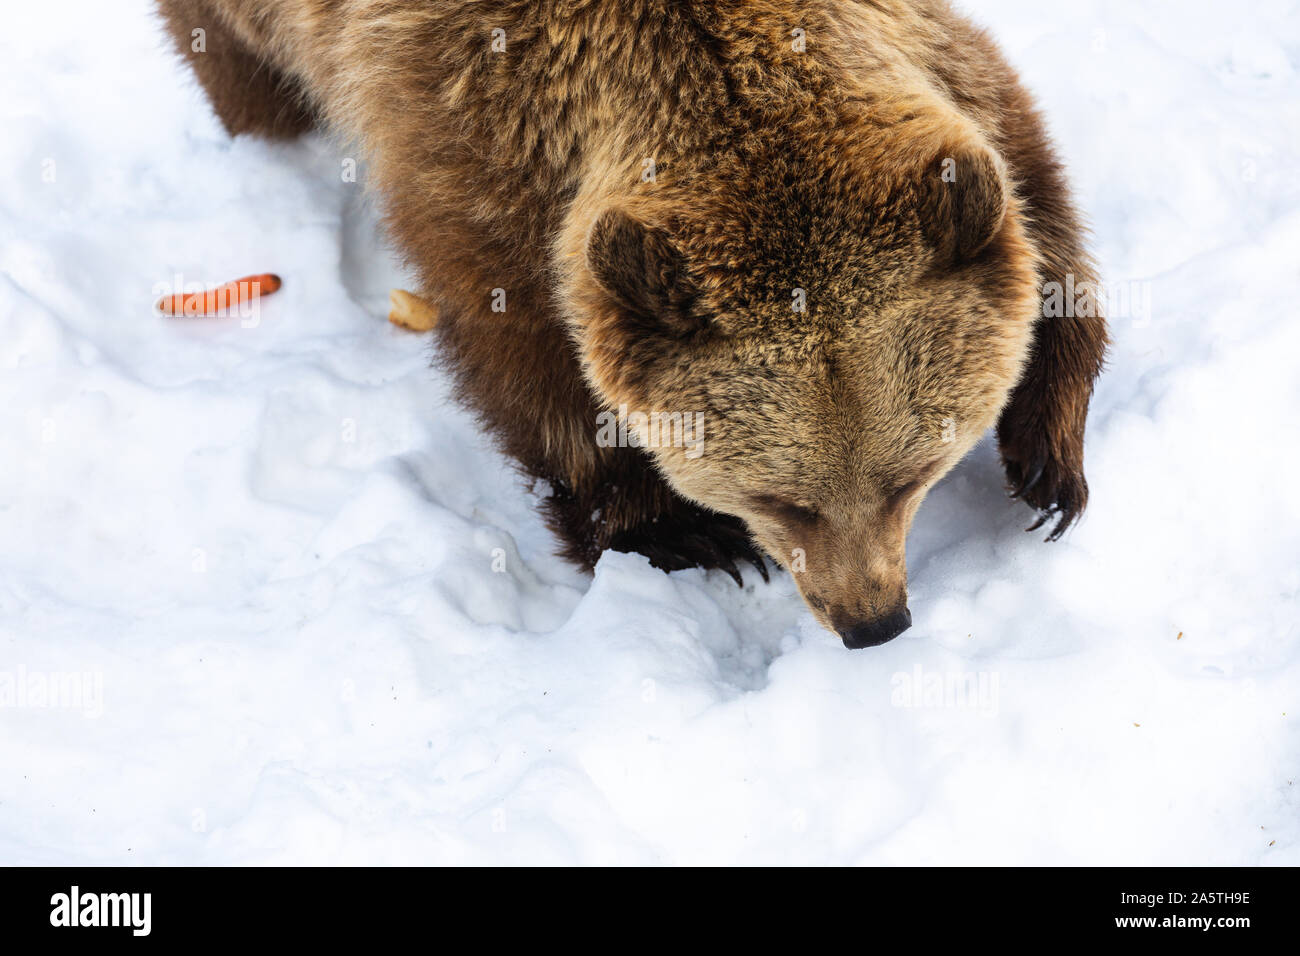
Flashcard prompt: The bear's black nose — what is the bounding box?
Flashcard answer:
[840,607,912,649]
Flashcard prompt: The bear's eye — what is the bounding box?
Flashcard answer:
[749,493,820,527]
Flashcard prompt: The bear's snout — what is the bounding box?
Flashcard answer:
[838,607,913,649]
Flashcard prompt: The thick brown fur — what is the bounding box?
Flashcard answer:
[154,0,1106,642]
[156,0,317,138]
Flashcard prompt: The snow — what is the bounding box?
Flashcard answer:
[1,0,1297,865]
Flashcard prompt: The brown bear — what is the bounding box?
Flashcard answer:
[155,0,1107,648]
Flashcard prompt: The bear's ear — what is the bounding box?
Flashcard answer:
[919,145,1009,263]
[585,210,706,337]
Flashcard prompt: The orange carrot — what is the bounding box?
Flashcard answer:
[156,273,282,316]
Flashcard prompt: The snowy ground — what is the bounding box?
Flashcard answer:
[1,0,1297,865]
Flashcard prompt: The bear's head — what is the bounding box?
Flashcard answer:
[560,120,1041,647]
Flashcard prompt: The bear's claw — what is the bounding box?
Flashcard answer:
[997,381,1093,542]
[1005,452,1088,541]
[608,503,769,587]
[1009,455,1047,500]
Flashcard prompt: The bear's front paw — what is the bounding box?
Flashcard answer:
[999,426,1089,541]
[608,506,770,587]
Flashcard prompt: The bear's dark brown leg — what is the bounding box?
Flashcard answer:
[540,457,769,587]
[155,0,315,139]
[990,93,1109,539]
[606,499,770,587]
[997,300,1107,540]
